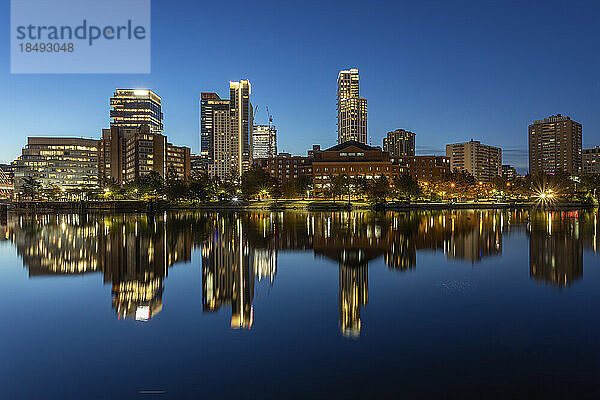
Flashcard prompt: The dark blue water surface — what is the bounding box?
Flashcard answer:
[1,209,599,399]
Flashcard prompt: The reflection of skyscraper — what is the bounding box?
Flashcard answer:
[529,212,583,287]
[202,217,254,329]
[339,263,368,338]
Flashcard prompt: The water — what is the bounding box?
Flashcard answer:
[1,209,599,399]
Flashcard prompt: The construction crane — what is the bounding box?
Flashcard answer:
[266,106,273,128]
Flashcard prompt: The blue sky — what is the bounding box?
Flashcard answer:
[2,0,599,172]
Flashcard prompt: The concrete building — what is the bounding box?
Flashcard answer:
[337,69,367,144]
[252,125,277,159]
[395,155,450,182]
[383,129,415,157]
[14,137,99,192]
[528,114,582,176]
[312,141,402,196]
[446,140,502,182]
[201,80,253,180]
[110,89,163,134]
[582,146,600,174]
[502,165,518,181]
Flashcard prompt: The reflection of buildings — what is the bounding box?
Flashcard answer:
[528,211,583,287]
[339,264,368,338]
[8,213,202,321]
[202,216,254,329]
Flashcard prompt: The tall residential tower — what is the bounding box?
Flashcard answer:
[383,129,415,157]
[446,140,502,182]
[337,68,367,144]
[528,114,582,176]
[201,80,253,179]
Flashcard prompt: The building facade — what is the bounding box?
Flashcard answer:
[253,153,313,186]
[252,125,277,159]
[337,69,367,144]
[14,137,100,192]
[582,146,600,174]
[383,129,416,157]
[312,141,402,196]
[110,89,163,134]
[201,80,253,180]
[100,125,190,184]
[394,155,450,182]
[528,114,582,176]
[502,165,518,181]
[446,140,502,182]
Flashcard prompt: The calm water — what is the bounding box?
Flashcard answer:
[1,209,599,399]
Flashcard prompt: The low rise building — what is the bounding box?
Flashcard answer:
[253,153,313,186]
[583,146,600,174]
[14,137,100,192]
[312,141,403,196]
[502,165,518,181]
[394,155,449,182]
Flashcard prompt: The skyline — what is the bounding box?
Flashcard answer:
[3,0,600,173]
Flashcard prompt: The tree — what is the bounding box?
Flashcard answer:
[241,166,273,199]
[367,176,390,204]
[393,174,420,201]
[330,175,348,202]
[21,176,42,200]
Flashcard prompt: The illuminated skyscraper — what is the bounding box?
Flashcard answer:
[110,89,163,134]
[528,114,582,176]
[337,68,367,144]
[201,80,253,179]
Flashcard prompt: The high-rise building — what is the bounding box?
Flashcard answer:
[446,139,502,182]
[14,137,100,192]
[583,146,600,174]
[337,68,367,144]
[383,129,415,156]
[201,80,253,180]
[252,125,277,159]
[200,93,229,166]
[528,114,582,176]
[110,89,163,134]
[230,80,253,177]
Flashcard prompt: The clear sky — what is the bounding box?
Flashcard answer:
[2,0,599,172]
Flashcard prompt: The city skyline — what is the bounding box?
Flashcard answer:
[3,1,600,173]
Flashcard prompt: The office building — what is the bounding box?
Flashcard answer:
[395,155,450,182]
[337,68,367,144]
[446,140,502,182]
[528,114,582,176]
[201,80,253,179]
[110,89,163,134]
[14,137,99,192]
[583,146,600,174]
[383,129,415,157]
[100,125,190,185]
[252,125,277,159]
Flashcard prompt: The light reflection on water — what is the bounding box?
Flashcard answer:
[0,209,599,398]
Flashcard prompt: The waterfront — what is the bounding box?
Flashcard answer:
[1,209,600,399]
